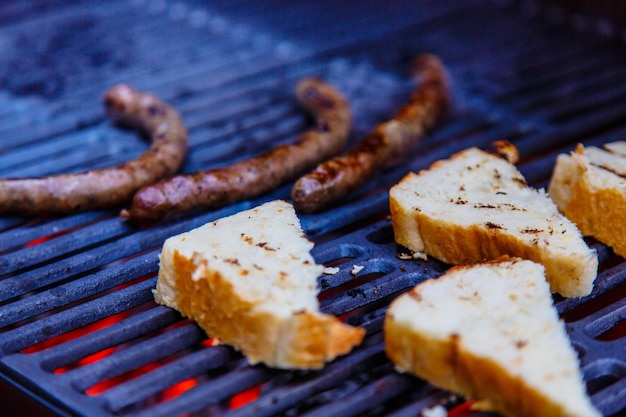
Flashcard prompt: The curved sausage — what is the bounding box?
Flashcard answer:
[291,54,451,213]
[121,77,352,225]
[0,84,188,215]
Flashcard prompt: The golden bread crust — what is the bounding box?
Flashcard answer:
[391,194,594,297]
[549,147,626,258]
[384,258,601,417]
[385,319,588,417]
[154,201,365,370]
[389,147,597,297]
[158,249,365,369]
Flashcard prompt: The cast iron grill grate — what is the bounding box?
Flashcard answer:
[0,0,624,416]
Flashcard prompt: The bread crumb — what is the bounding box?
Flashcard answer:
[398,251,428,261]
[413,251,428,261]
[351,264,364,275]
[323,266,340,275]
[421,405,447,417]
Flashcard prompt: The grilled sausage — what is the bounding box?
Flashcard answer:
[121,78,352,225]
[0,84,188,215]
[291,54,451,213]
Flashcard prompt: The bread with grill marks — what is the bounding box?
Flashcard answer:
[154,200,365,369]
[384,257,601,417]
[389,146,598,297]
[549,142,626,259]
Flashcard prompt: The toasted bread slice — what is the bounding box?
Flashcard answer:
[389,146,597,297]
[549,142,626,258]
[384,257,600,417]
[154,200,365,369]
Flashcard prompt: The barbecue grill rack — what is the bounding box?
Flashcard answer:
[0,0,625,416]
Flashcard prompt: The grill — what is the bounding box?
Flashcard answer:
[1,0,625,416]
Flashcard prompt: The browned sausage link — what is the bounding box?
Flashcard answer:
[291,54,451,213]
[121,78,351,225]
[0,84,188,215]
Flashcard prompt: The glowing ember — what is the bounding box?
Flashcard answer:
[162,378,197,401]
[149,380,198,417]
[25,236,53,247]
[22,311,131,355]
[25,230,71,247]
[54,347,116,375]
[447,400,477,417]
[229,385,262,410]
[201,338,222,347]
[86,363,158,395]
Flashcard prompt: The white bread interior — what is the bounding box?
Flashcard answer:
[389,146,598,297]
[384,257,600,417]
[154,200,365,369]
[549,142,626,259]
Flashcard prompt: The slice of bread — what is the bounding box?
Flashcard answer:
[154,200,365,369]
[389,146,598,297]
[549,142,626,258]
[384,257,600,417]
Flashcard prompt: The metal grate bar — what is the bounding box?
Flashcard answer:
[0,212,104,252]
[0,217,133,275]
[132,366,273,417]
[102,346,233,413]
[514,105,626,157]
[593,376,626,416]
[34,306,180,372]
[298,372,417,417]
[0,205,252,301]
[67,323,207,391]
[225,343,387,417]
[0,278,156,356]
[0,251,159,328]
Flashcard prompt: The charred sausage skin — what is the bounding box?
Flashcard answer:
[291,54,451,213]
[121,77,351,225]
[0,84,188,215]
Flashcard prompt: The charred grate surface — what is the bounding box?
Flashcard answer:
[0,0,625,416]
